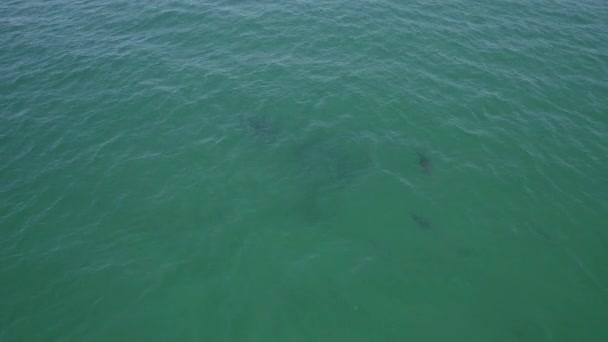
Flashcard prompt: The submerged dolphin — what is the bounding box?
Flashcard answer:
[417,151,431,174]
[246,115,277,142]
[411,214,432,230]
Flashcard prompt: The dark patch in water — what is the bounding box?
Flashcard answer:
[411,214,432,230]
[298,188,325,225]
[417,151,432,174]
[533,228,552,241]
[292,137,368,188]
[509,319,544,341]
[327,151,357,186]
[456,247,474,258]
[246,115,278,143]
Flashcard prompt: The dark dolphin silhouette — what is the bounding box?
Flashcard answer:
[411,214,432,230]
[417,151,431,174]
[246,115,277,142]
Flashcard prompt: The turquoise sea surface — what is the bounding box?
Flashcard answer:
[1,0,607,341]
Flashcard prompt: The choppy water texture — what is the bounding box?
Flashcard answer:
[1,0,607,340]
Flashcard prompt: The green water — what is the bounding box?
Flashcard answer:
[1,0,607,340]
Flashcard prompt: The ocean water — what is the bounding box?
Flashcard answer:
[1,0,607,340]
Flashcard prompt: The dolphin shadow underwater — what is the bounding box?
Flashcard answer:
[286,137,374,225]
[244,114,280,144]
[292,134,374,188]
[417,150,432,175]
[411,214,432,230]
